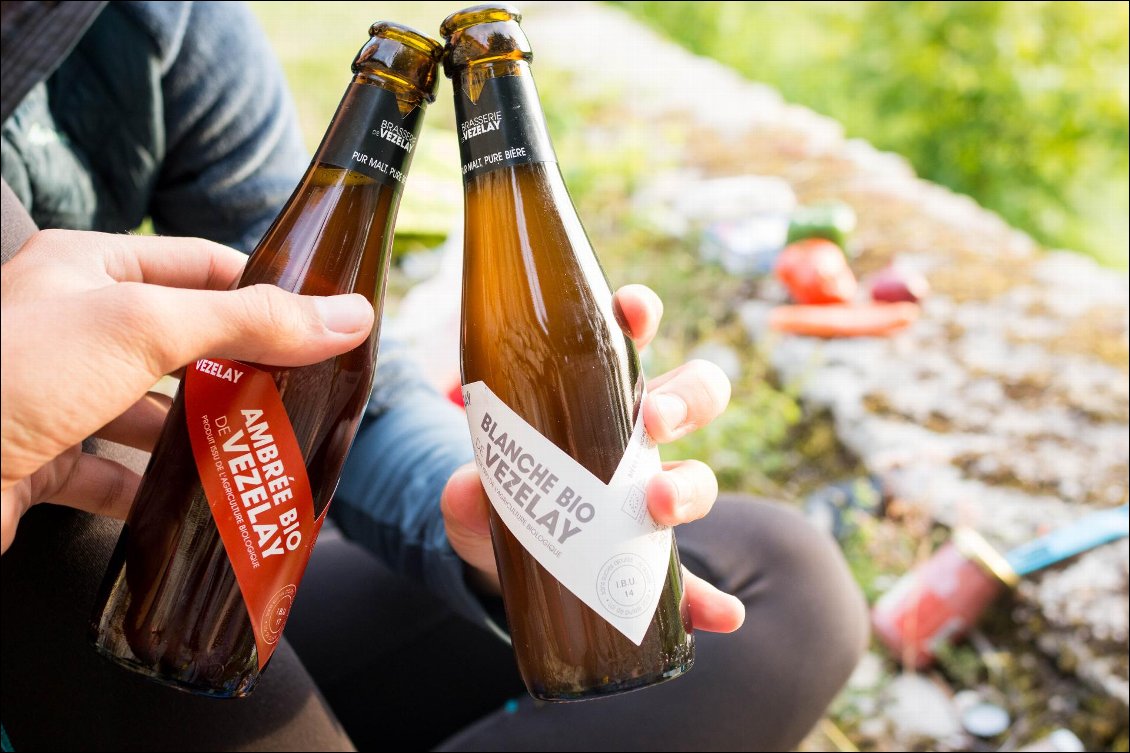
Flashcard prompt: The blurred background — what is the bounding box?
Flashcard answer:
[251,2,1128,751]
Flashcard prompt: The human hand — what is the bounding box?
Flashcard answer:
[441,284,744,633]
[0,230,375,553]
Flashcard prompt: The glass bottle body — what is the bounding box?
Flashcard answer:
[461,158,694,701]
[91,110,400,697]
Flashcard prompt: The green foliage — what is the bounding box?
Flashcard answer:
[933,639,988,689]
[618,1,1130,268]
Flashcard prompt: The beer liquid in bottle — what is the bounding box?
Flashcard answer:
[442,5,694,701]
[90,23,442,698]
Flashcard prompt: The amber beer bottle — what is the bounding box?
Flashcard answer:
[90,23,442,698]
[442,5,693,700]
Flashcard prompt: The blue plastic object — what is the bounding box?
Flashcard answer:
[1005,503,1129,576]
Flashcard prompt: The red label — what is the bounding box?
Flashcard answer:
[184,358,322,668]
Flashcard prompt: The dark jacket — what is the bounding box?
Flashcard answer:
[2,0,305,252]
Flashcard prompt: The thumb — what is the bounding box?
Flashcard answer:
[440,463,499,589]
[114,282,375,376]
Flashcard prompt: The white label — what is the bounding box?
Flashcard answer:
[462,380,672,645]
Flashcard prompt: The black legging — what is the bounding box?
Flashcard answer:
[1,495,867,752]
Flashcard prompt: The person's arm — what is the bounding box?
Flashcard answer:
[146,1,307,252]
[328,343,509,636]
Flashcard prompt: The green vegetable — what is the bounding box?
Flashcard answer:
[786,201,858,255]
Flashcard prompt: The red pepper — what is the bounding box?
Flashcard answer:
[774,238,857,305]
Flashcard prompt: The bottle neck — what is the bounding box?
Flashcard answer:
[452,60,557,183]
[240,72,427,298]
[314,73,428,194]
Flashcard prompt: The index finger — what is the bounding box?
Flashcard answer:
[612,284,663,350]
[96,232,249,290]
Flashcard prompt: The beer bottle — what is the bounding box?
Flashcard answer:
[90,23,442,698]
[442,5,694,700]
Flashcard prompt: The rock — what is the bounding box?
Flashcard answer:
[952,689,982,714]
[705,216,789,278]
[855,716,889,742]
[853,695,878,718]
[632,172,795,238]
[687,342,744,382]
[961,701,1010,738]
[884,673,962,743]
[847,651,885,691]
[737,300,776,344]
[1017,728,1086,752]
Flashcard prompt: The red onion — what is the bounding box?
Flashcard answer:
[870,265,930,303]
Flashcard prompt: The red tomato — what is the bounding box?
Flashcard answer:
[774,238,857,304]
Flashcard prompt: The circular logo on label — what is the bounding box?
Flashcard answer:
[261,584,297,645]
[596,553,655,619]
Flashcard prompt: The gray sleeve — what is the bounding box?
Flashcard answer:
[148,1,308,252]
[1,176,38,263]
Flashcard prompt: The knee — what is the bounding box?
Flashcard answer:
[682,495,870,676]
[763,501,870,672]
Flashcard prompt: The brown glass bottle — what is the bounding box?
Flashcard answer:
[89,23,442,698]
[442,5,693,701]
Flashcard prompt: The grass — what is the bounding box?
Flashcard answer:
[618,1,1130,270]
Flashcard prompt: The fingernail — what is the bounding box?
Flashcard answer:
[315,295,372,334]
[652,393,687,433]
